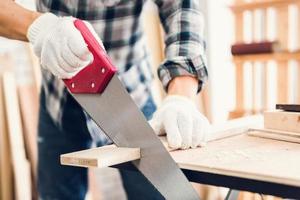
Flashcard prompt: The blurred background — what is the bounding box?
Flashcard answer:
[0,0,299,199]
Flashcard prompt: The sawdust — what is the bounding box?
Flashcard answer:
[205,148,268,166]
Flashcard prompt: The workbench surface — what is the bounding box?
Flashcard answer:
[172,133,300,187]
[61,130,300,198]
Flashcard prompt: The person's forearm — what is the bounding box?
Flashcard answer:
[0,0,41,41]
[167,76,198,100]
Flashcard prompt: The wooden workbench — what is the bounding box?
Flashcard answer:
[61,117,300,199]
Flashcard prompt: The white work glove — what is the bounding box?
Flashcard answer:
[27,13,104,79]
[149,95,210,150]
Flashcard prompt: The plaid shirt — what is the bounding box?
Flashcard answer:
[36,0,208,144]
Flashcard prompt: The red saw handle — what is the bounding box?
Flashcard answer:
[63,19,117,93]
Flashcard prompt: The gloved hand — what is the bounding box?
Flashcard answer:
[27,13,104,79]
[149,95,210,150]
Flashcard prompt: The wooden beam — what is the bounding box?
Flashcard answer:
[275,5,289,104]
[276,5,289,50]
[252,62,259,113]
[277,61,289,103]
[235,11,244,43]
[264,110,300,133]
[231,61,246,118]
[263,61,270,110]
[61,146,140,168]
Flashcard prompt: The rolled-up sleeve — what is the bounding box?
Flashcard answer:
[154,0,208,92]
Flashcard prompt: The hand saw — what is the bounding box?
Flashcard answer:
[63,19,199,200]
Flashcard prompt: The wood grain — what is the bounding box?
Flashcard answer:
[264,111,300,133]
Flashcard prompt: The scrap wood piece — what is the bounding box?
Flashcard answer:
[264,110,300,133]
[61,145,140,168]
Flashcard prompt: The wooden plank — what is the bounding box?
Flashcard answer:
[252,62,259,113]
[15,43,39,199]
[264,110,300,133]
[251,128,300,136]
[235,11,244,43]
[262,8,268,41]
[275,5,289,104]
[142,3,165,105]
[0,75,13,200]
[248,130,300,144]
[231,61,246,118]
[26,44,41,93]
[276,5,289,50]
[18,86,38,174]
[61,146,140,168]
[263,61,270,110]
[277,61,289,103]
[61,133,300,188]
[2,72,32,200]
[17,85,39,200]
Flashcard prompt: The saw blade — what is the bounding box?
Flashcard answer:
[70,74,199,200]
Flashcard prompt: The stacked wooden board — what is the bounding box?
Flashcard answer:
[0,44,41,200]
[248,106,300,144]
[2,72,32,200]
